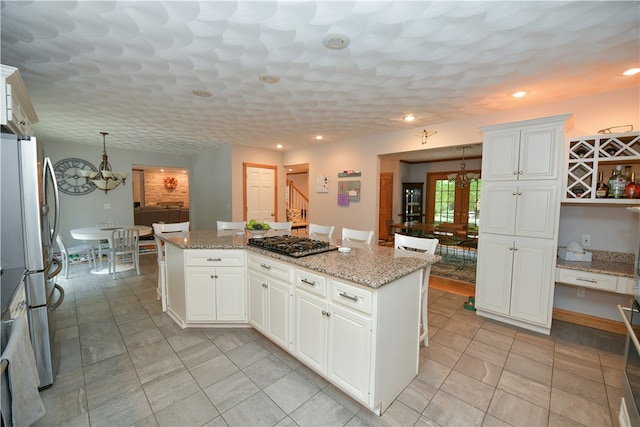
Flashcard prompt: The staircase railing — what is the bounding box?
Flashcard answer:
[286,179,308,226]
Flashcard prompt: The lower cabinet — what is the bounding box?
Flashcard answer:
[247,269,293,351]
[165,246,247,327]
[476,234,555,331]
[295,287,372,402]
[186,267,246,322]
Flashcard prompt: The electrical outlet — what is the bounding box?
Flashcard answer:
[581,234,591,247]
[577,287,586,298]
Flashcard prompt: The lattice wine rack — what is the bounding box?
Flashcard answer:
[564,131,640,203]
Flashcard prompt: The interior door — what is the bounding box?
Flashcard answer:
[378,172,393,241]
[244,164,276,222]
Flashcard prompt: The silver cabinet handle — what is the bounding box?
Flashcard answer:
[321,310,331,317]
[260,264,272,270]
[210,274,218,279]
[207,257,222,261]
[518,171,523,175]
[513,171,518,175]
[301,278,316,286]
[262,283,268,288]
[577,277,597,283]
[339,292,359,302]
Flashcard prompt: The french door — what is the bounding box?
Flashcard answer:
[426,172,481,227]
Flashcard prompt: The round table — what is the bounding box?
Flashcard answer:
[70,225,152,274]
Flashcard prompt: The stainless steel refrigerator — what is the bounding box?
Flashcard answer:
[1,132,62,389]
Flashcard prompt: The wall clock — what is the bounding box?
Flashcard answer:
[53,158,98,196]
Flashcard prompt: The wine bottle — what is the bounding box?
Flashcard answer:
[609,165,626,198]
[596,171,609,198]
[626,172,640,199]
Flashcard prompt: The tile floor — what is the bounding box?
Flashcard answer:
[35,255,626,426]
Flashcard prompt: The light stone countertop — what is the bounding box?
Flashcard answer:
[159,230,441,288]
[556,249,634,278]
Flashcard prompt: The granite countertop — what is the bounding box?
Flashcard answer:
[160,230,441,288]
[556,249,634,278]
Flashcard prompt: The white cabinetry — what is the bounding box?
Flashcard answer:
[1,65,38,135]
[476,114,571,334]
[247,254,294,351]
[165,246,246,327]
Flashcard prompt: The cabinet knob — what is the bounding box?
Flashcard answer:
[262,283,268,288]
[518,171,523,175]
[210,274,218,279]
[512,192,517,196]
[513,171,518,175]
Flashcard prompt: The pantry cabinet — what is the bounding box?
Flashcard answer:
[476,234,555,327]
[476,114,571,334]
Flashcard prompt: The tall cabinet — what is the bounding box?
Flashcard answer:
[401,182,423,223]
[475,114,572,334]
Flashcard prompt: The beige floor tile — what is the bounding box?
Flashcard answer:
[453,353,503,387]
[549,387,612,426]
[497,369,550,409]
[154,391,219,427]
[504,352,552,386]
[423,390,485,426]
[440,370,495,411]
[552,368,608,406]
[487,389,548,426]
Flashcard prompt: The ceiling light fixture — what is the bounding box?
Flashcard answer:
[402,114,416,122]
[314,135,324,140]
[323,33,350,50]
[258,74,280,84]
[623,68,640,76]
[512,91,528,98]
[276,144,283,149]
[192,89,212,97]
[415,129,437,144]
[449,145,478,189]
[79,132,128,194]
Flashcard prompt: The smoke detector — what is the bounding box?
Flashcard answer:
[323,33,350,50]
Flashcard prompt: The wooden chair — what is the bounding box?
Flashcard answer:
[342,227,374,244]
[308,223,335,239]
[216,221,246,230]
[153,221,190,312]
[394,233,439,347]
[106,228,140,279]
[55,234,95,278]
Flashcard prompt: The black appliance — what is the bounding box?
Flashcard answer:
[247,235,338,258]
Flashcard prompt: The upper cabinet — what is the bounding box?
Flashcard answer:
[481,115,571,182]
[1,65,38,136]
[563,131,640,204]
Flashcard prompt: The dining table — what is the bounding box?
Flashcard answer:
[70,225,152,274]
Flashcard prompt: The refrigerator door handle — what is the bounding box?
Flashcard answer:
[43,157,60,249]
[47,257,62,280]
[49,284,64,311]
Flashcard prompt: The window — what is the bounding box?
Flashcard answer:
[426,172,481,226]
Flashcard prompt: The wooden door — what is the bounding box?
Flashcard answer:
[244,163,277,222]
[378,172,393,241]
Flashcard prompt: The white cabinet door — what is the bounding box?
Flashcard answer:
[186,268,217,322]
[326,303,372,403]
[481,181,557,239]
[510,238,555,326]
[215,267,246,322]
[481,129,521,181]
[248,270,267,332]
[476,235,554,327]
[267,279,293,350]
[476,235,514,316]
[294,290,328,374]
[482,123,561,182]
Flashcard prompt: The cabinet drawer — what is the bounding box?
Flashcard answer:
[247,254,294,283]
[295,268,327,297]
[330,279,373,315]
[556,268,617,292]
[616,276,634,295]
[185,250,244,267]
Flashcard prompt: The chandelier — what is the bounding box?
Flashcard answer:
[80,132,128,194]
[449,145,478,189]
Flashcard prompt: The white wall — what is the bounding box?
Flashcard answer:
[191,144,232,231]
[47,141,192,242]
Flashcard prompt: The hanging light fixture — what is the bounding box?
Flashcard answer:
[452,145,476,189]
[80,132,128,194]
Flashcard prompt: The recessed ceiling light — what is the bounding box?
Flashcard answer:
[259,73,280,84]
[314,135,324,140]
[192,89,212,97]
[512,91,528,98]
[402,114,417,122]
[276,144,283,149]
[323,33,350,50]
[623,68,640,76]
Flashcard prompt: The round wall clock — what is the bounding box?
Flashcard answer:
[53,158,98,196]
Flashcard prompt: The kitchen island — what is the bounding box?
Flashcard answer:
[160,230,440,415]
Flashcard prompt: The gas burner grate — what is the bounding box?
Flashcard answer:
[247,235,338,257]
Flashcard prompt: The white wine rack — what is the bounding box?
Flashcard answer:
[563,131,640,203]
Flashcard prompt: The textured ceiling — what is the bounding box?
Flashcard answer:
[1,1,638,159]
